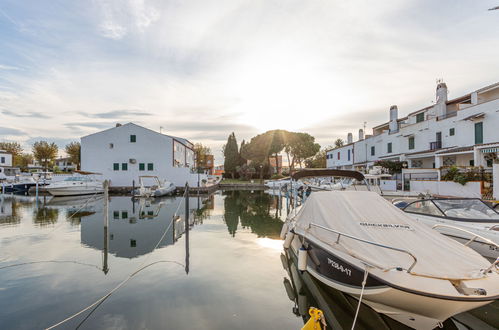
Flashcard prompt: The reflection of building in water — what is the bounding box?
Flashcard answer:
[0,196,18,225]
[81,196,206,258]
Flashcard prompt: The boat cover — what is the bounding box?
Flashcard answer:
[293,191,491,280]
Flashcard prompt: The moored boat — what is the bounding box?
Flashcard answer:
[45,176,103,196]
[282,169,499,329]
[395,198,499,260]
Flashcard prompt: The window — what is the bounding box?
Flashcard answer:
[130,239,136,247]
[408,137,415,150]
[109,143,114,149]
[405,200,443,216]
[121,211,128,219]
[474,122,483,144]
[449,128,455,136]
[113,163,119,171]
[0,156,4,163]
[347,149,351,161]
[416,112,424,123]
[113,211,119,219]
[337,152,340,160]
[148,211,154,216]
[139,163,145,171]
[387,142,392,153]
[470,160,475,166]
[370,146,375,156]
[122,163,128,171]
[147,163,153,171]
[130,135,136,143]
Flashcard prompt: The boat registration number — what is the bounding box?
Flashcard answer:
[327,258,352,277]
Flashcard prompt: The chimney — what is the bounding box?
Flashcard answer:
[434,82,448,118]
[389,105,398,133]
[436,82,448,104]
[358,129,364,141]
[347,133,353,144]
[116,123,122,127]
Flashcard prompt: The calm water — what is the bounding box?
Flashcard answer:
[0,191,497,330]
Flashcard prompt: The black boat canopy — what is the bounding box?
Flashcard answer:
[291,168,365,181]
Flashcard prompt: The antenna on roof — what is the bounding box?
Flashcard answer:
[160,126,163,134]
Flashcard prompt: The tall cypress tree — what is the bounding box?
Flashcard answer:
[223,132,239,179]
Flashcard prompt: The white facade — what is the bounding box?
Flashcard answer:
[327,82,499,173]
[55,157,77,172]
[81,123,198,187]
[0,150,13,167]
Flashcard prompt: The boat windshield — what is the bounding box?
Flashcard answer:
[433,199,499,220]
[404,200,444,216]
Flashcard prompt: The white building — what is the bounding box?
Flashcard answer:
[327,81,499,173]
[55,157,77,172]
[0,150,13,168]
[81,123,199,187]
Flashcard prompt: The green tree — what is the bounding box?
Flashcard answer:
[284,132,320,171]
[223,132,239,179]
[32,141,58,171]
[65,141,81,170]
[17,153,34,170]
[304,146,329,168]
[194,143,212,173]
[334,138,344,148]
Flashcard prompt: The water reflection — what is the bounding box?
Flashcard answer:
[0,195,20,225]
[81,196,208,259]
[223,190,286,238]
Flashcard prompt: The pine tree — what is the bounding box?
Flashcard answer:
[223,132,239,179]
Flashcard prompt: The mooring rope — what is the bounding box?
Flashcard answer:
[351,268,369,330]
[45,188,189,329]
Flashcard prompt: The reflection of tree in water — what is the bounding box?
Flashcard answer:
[33,207,59,226]
[223,190,243,236]
[65,210,95,226]
[223,190,283,239]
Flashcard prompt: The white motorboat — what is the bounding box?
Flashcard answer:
[264,178,291,189]
[281,169,499,329]
[396,198,499,260]
[45,176,104,196]
[133,176,175,198]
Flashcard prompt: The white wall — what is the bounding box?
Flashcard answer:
[380,179,397,191]
[326,144,354,168]
[494,164,499,200]
[81,123,197,187]
[0,152,13,167]
[410,180,482,198]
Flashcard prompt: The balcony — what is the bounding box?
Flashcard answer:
[430,141,442,150]
[436,111,457,121]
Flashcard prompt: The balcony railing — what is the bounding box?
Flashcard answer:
[430,141,442,150]
[436,111,457,121]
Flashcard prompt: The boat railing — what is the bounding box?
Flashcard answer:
[432,224,499,248]
[309,223,418,272]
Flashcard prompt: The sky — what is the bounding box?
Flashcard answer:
[0,0,498,164]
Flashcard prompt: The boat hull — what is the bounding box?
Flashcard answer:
[289,236,493,329]
[46,187,103,196]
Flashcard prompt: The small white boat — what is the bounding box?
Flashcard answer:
[264,178,291,189]
[397,198,499,260]
[134,176,175,198]
[282,169,499,329]
[45,176,103,196]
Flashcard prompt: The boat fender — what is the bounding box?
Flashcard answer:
[280,253,289,271]
[283,230,295,249]
[301,307,326,330]
[280,222,289,239]
[298,246,308,271]
[283,278,296,301]
[297,294,308,316]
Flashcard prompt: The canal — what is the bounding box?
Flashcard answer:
[0,190,497,329]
